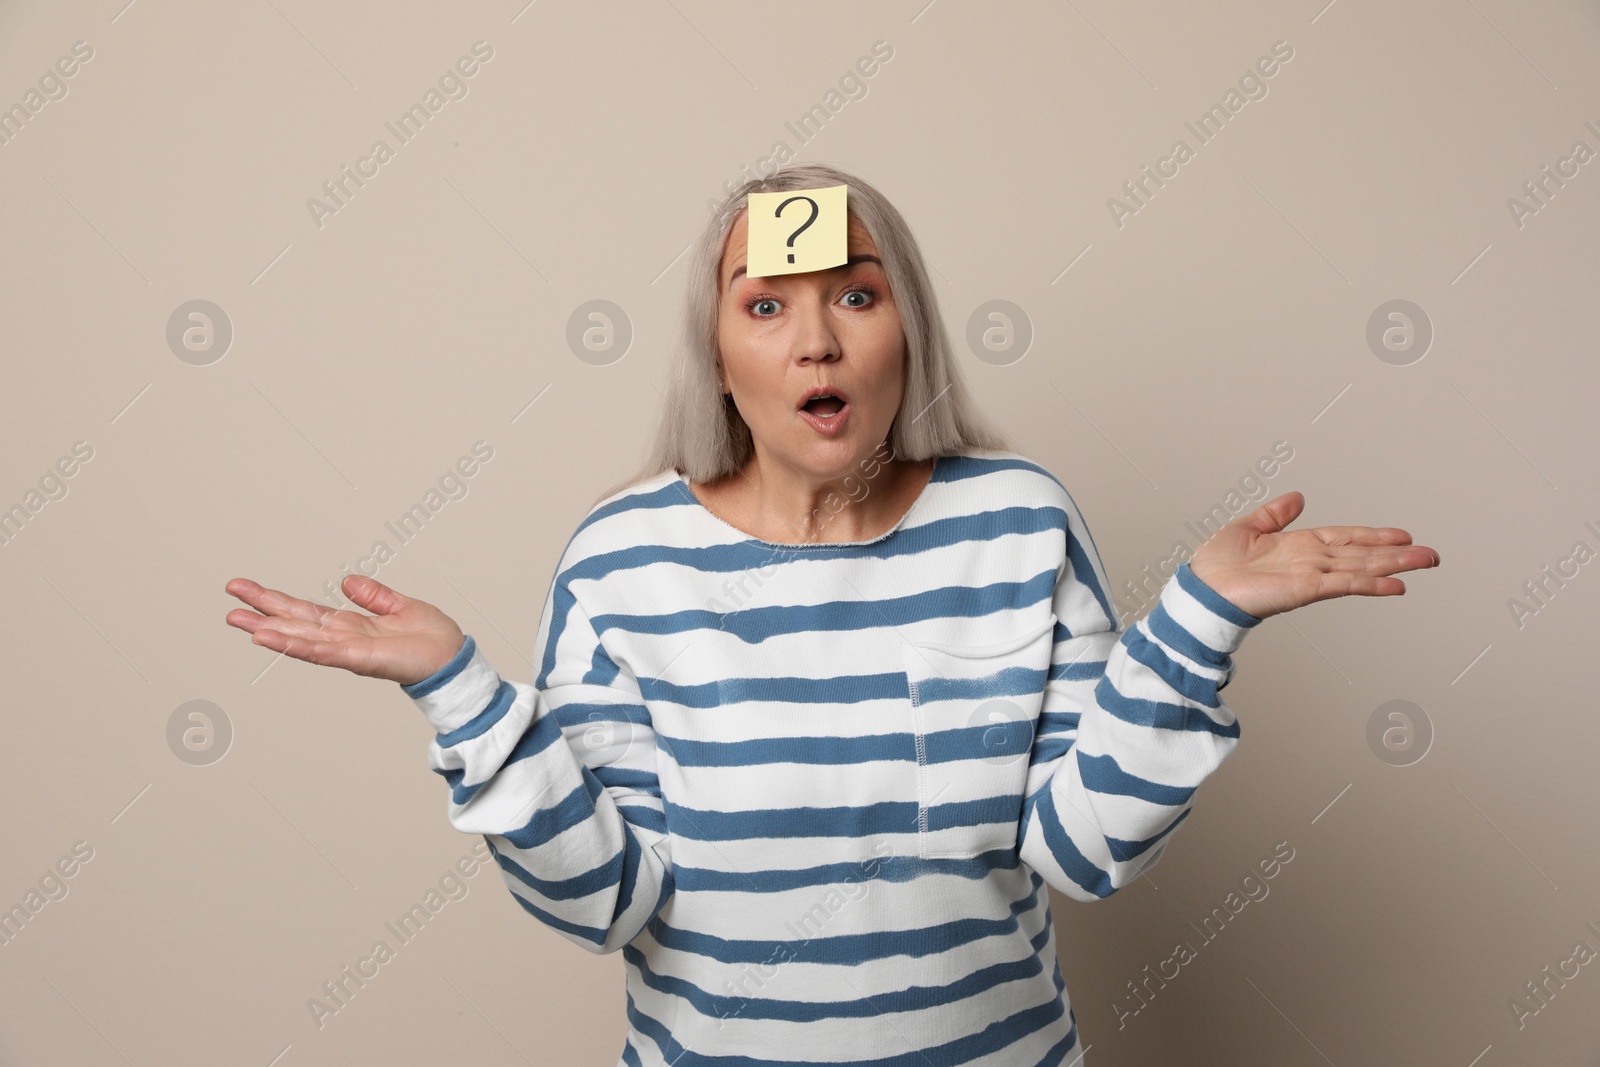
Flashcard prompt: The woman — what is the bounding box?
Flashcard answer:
[225,162,1439,1065]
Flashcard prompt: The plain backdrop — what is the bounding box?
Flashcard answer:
[2,0,1598,1064]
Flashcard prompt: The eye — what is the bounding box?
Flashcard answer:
[741,284,877,318]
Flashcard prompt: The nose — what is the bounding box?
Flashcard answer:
[790,294,841,366]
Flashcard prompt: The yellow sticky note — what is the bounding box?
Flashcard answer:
[745,184,849,278]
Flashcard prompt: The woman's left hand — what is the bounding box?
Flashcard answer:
[1187,491,1440,621]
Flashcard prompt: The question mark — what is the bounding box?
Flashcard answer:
[775,195,820,264]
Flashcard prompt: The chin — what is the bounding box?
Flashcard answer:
[793,439,879,473]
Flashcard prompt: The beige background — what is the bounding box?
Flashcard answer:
[3,0,1598,1063]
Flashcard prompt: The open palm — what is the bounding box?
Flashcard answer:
[1188,492,1441,621]
[223,575,465,686]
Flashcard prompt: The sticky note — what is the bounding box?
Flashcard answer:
[744,184,849,278]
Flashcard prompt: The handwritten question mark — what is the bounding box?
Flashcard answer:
[775,195,820,264]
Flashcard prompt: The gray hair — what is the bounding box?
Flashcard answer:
[595,160,1009,504]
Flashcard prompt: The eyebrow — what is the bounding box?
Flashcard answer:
[727,254,882,291]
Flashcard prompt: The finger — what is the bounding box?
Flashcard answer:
[1325,572,1407,598]
[225,578,333,624]
[250,626,351,669]
[1317,545,1441,571]
[226,608,270,633]
[246,616,333,643]
[341,575,410,617]
[1244,491,1306,535]
[1309,526,1414,548]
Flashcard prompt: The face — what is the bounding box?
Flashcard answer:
[716,210,906,478]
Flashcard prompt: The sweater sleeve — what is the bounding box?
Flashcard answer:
[1016,489,1262,903]
[399,584,674,953]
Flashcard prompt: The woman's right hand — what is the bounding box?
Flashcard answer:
[224,575,467,687]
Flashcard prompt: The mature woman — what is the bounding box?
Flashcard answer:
[225,162,1438,1065]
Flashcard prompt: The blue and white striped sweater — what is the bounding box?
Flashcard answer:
[401,448,1261,1065]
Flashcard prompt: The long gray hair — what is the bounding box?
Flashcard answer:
[594,161,1009,504]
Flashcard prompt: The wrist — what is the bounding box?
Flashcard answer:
[1185,560,1269,622]
[400,634,508,734]
[1162,563,1263,662]
[401,633,472,692]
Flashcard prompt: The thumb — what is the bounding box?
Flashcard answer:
[343,574,409,616]
[1246,491,1305,535]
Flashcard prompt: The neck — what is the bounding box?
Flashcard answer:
[720,444,931,545]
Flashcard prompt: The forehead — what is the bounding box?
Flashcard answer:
[720,210,878,285]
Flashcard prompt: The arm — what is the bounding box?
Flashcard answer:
[1017,490,1262,902]
[400,585,674,953]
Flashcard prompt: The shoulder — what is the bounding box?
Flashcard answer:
[937,447,1107,574]
[936,447,1083,518]
[944,449,1118,626]
[550,467,693,592]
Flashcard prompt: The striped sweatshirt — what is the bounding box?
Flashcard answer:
[400,447,1262,1066]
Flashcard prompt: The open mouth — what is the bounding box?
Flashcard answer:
[797,387,851,435]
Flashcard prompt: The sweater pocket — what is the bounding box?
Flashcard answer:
[901,619,1055,861]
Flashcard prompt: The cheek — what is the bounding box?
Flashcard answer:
[722,354,786,417]
[862,337,907,393]
[861,311,904,360]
